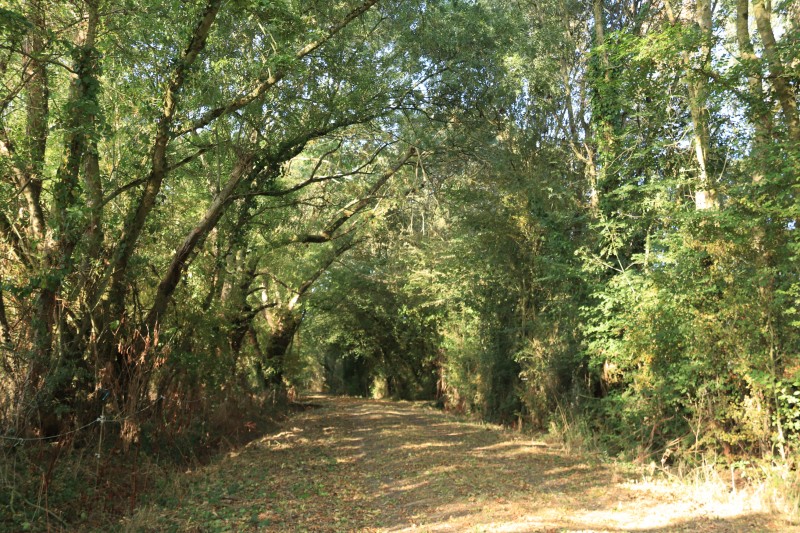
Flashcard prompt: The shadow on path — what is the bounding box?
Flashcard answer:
[134,395,798,532]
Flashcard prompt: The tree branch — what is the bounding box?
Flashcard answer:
[174,0,380,137]
[0,211,32,268]
[105,0,223,312]
[294,146,414,243]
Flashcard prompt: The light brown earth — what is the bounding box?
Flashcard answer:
[127,396,799,532]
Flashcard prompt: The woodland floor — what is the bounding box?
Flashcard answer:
[125,396,799,532]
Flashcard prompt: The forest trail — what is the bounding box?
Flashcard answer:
[130,396,796,532]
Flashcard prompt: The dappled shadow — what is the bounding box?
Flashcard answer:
[148,395,799,532]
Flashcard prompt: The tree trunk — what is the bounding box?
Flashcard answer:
[107,0,222,320]
[590,0,610,211]
[28,0,102,418]
[94,0,222,405]
[21,0,48,242]
[225,257,261,356]
[263,311,300,389]
[23,0,52,385]
[0,280,11,346]
[690,0,715,210]
[736,0,772,145]
[145,154,254,331]
[665,0,717,210]
[753,0,800,142]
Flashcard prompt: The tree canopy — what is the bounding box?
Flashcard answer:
[1,0,799,492]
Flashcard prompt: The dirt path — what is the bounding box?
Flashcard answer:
[129,396,797,532]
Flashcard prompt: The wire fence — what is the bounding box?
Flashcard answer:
[0,396,164,445]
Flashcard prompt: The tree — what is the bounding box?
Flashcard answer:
[0,0,499,435]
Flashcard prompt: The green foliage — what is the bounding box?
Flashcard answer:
[3,3,800,527]
[300,242,443,401]
[0,7,29,40]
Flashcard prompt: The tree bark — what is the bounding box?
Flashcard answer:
[259,240,356,392]
[107,0,223,318]
[0,212,31,268]
[590,0,613,212]
[0,279,11,346]
[49,0,101,273]
[145,154,254,331]
[665,0,717,210]
[29,0,101,394]
[262,311,300,389]
[82,0,104,259]
[689,0,715,210]
[752,0,800,142]
[21,0,48,242]
[736,0,772,145]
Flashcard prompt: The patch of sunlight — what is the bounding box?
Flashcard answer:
[336,437,364,444]
[389,479,431,494]
[482,522,559,533]
[334,453,366,464]
[331,444,362,452]
[471,441,550,459]
[542,464,591,476]
[399,442,453,451]
[393,502,555,532]
[377,426,405,434]
[421,465,458,476]
[573,504,691,530]
[623,477,769,519]
[390,483,727,532]
[252,437,311,450]
[429,420,484,428]
[253,427,304,445]
[472,441,522,452]
[441,432,472,439]
[360,411,408,419]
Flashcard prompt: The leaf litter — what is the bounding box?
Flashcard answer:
[126,396,799,532]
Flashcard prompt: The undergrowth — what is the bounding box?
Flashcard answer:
[547,404,800,525]
[0,393,287,532]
